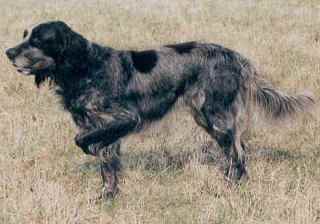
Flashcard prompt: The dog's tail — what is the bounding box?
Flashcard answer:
[249,72,315,120]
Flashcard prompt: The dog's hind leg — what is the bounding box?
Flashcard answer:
[225,96,249,181]
[217,120,248,182]
[188,91,248,182]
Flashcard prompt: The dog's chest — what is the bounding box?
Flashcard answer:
[67,83,106,114]
[79,89,104,110]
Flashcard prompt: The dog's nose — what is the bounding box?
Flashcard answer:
[6,48,18,60]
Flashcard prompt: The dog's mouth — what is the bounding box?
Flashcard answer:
[12,63,33,75]
[16,66,32,75]
[13,59,55,75]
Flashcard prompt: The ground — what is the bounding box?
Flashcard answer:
[0,0,320,223]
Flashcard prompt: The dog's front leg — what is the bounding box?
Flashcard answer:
[75,108,141,154]
[74,108,141,199]
[98,141,121,199]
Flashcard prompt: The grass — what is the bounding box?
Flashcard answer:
[0,0,320,223]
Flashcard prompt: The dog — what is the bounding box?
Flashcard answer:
[6,21,314,199]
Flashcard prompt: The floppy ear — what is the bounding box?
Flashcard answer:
[68,33,87,55]
[42,29,57,42]
[59,24,88,61]
[52,22,89,73]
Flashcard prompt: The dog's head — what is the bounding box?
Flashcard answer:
[6,21,87,86]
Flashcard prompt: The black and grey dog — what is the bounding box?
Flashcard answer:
[6,21,314,198]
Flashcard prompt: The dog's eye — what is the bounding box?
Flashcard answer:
[23,30,28,39]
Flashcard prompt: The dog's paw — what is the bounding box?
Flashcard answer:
[101,185,119,201]
[225,163,248,184]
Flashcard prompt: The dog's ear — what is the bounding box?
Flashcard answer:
[69,33,87,54]
[41,28,56,42]
[57,22,87,57]
[54,22,88,71]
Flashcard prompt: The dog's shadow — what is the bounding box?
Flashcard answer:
[249,147,306,162]
[123,144,228,172]
[78,142,306,174]
[78,142,227,174]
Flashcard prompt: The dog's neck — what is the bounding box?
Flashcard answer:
[54,40,103,83]
[53,39,114,92]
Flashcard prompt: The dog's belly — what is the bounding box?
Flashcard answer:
[135,90,179,120]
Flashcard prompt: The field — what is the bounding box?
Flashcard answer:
[0,0,320,223]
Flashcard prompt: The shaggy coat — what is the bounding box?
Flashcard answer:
[6,21,314,198]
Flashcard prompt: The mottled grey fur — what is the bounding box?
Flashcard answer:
[6,21,314,199]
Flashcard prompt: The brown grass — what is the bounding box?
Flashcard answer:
[0,0,320,223]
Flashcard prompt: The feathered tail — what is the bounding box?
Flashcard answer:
[251,77,315,119]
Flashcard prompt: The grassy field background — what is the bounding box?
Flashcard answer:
[0,0,320,223]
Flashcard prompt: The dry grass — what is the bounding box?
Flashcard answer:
[1,0,320,223]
